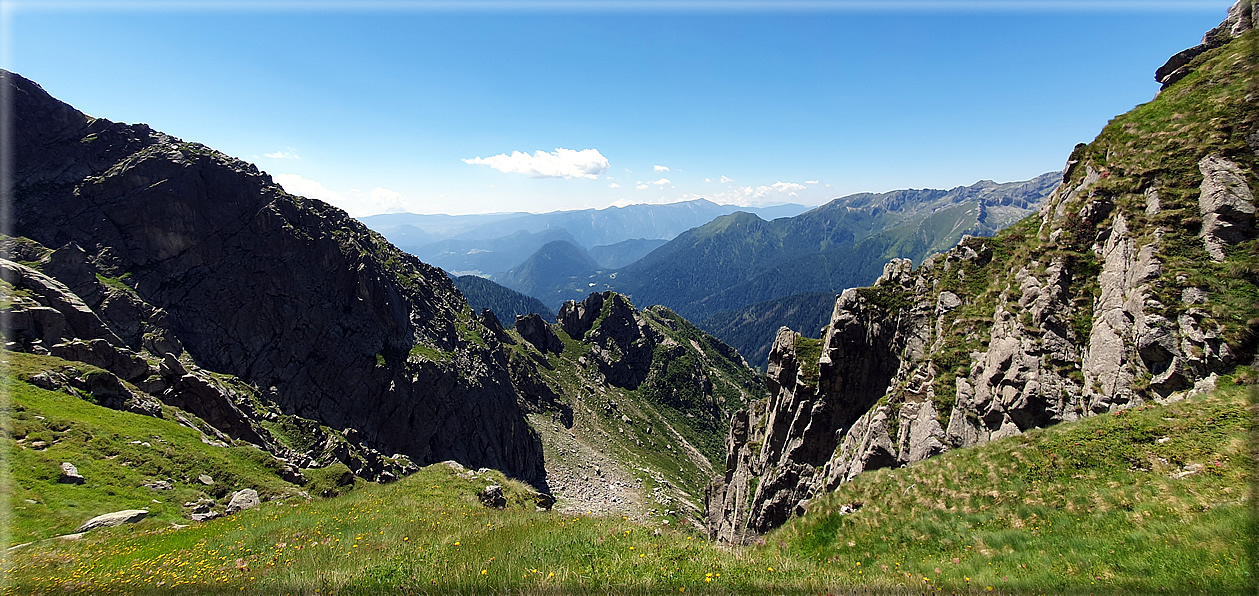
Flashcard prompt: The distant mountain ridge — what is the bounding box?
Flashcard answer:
[588,238,669,269]
[506,174,1060,326]
[700,292,838,369]
[499,240,600,306]
[412,228,580,276]
[360,200,809,276]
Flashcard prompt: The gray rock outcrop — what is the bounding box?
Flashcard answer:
[225,489,260,514]
[558,292,661,389]
[1155,0,1254,87]
[58,462,84,484]
[515,313,563,354]
[478,484,508,509]
[1198,154,1256,261]
[27,365,162,418]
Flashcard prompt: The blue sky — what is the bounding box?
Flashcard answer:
[4,1,1233,215]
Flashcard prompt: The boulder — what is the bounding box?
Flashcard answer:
[276,461,306,485]
[58,462,85,484]
[75,509,147,533]
[478,485,507,509]
[225,488,260,514]
[191,511,221,522]
[160,371,269,447]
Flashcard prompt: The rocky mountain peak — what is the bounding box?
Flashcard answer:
[558,291,661,389]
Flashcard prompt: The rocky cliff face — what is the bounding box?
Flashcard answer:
[5,70,545,485]
[707,3,1258,543]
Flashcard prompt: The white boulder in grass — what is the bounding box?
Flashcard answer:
[225,488,260,514]
[75,509,147,533]
[58,462,85,484]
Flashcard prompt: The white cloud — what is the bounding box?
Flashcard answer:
[707,180,811,207]
[275,173,410,217]
[719,175,734,184]
[635,183,649,190]
[771,181,806,194]
[462,147,609,179]
[264,149,300,159]
[368,187,408,213]
[654,165,670,172]
[805,180,819,184]
[609,182,620,188]
[651,178,671,186]
[704,177,712,183]
[275,173,340,203]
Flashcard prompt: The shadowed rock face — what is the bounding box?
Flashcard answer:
[515,313,563,354]
[6,70,544,484]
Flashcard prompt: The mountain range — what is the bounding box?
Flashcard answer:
[361,200,809,276]
[481,173,1059,367]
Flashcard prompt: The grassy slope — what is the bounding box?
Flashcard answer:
[778,382,1255,593]
[0,352,327,546]
[5,376,1250,594]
